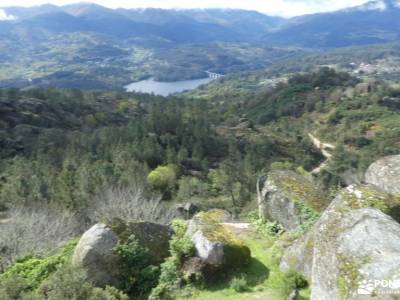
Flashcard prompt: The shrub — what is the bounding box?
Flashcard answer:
[149,220,195,300]
[0,207,82,270]
[0,240,77,290]
[147,165,177,194]
[0,274,31,300]
[269,270,308,298]
[39,265,93,300]
[230,276,250,293]
[113,235,160,297]
[89,185,168,224]
[39,266,129,300]
[89,286,129,300]
[248,211,284,237]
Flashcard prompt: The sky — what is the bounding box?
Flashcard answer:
[0,0,371,17]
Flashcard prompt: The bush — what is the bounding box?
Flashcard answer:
[149,220,195,300]
[113,235,160,297]
[0,207,82,270]
[89,185,168,224]
[38,266,129,300]
[269,270,308,298]
[0,240,77,290]
[147,165,177,195]
[0,274,31,300]
[248,212,284,237]
[39,265,93,300]
[230,276,250,293]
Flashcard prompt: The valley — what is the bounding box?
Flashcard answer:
[1,1,400,300]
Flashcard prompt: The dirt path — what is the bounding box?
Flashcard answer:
[308,133,336,174]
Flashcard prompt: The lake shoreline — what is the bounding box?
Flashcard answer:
[125,77,213,96]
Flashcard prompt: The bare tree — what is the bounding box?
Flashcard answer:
[88,184,171,225]
[0,207,83,271]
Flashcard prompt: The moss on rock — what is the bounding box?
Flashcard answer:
[339,185,400,222]
[108,218,172,266]
[189,210,251,270]
[269,170,329,213]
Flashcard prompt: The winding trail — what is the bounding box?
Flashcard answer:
[308,133,336,174]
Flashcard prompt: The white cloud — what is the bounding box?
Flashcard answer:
[0,0,371,17]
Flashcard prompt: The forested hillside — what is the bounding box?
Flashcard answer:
[1,68,399,300]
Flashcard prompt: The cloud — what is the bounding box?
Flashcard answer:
[0,9,16,21]
[0,0,371,17]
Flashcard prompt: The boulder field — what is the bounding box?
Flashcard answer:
[278,155,400,300]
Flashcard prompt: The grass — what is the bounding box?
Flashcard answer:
[173,227,310,300]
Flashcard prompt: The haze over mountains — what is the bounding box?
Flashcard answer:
[1,0,400,89]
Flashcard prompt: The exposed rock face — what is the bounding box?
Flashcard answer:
[187,210,250,269]
[312,207,400,300]
[122,221,172,265]
[365,155,400,195]
[191,230,224,265]
[280,230,314,279]
[280,185,400,300]
[72,223,120,287]
[73,221,173,287]
[257,170,329,231]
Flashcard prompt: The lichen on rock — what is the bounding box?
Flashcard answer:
[258,170,329,231]
[365,154,400,196]
[187,210,250,269]
[280,183,400,300]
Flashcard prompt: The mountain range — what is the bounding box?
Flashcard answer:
[2,1,400,46]
[0,3,283,43]
[1,0,400,89]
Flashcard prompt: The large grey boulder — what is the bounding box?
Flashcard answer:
[280,185,400,300]
[312,207,400,300]
[72,223,120,287]
[73,221,172,287]
[187,210,250,269]
[114,220,173,265]
[257,170,329,231]
[365,155,400,195]
[280,230,314,280]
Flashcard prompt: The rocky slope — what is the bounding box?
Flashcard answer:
[280,155,400,299]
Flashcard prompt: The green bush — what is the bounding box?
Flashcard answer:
[0,240,77,290]
[90,286,129,300]
[248,212,284,237]
[147,165,177,194]
[0,274,31,300]
[113,235,160,297]
[39,266,129,300]
[149,220,195,300]
[269,270,308,298]
[230,276,250,293]
[39,265,93,300]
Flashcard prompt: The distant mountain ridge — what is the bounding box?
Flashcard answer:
[0,4,283,42]
[265,0,400,48]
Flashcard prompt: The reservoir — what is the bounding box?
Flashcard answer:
[125,77,213,96]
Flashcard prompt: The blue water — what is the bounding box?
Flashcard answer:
[125,77,212,96]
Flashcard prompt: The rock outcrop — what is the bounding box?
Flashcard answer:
[110,219,172,265]
[365,155,400,195]
[280,184,400,300]
[257,170,329,230]
[187,209,250,269]
[73,220,172,287]
[72,223,120,287]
